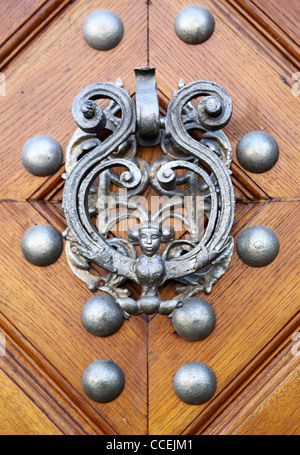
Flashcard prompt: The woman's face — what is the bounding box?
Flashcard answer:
[139,228,161,256]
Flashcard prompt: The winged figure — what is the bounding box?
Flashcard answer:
[77,220,216,315]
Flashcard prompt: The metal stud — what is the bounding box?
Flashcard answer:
[83,10,124,51]
[236,225,279,267]
[21,225,63,266]
[82,360,125,403]
[81,294,124,337]
[236,131,279,173]
[21,135,63,176]
[174,5,215,45]
[173,362,217,405]
[172,297,215,341]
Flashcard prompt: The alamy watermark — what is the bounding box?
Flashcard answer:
[291,72,300,97]
[0,333,6,356]
[291,331,300,357]
[96,192,206,240]
[0,72,5,97]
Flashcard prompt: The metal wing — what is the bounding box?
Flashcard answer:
[164,246,211,282]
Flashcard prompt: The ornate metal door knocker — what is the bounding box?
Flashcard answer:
[62,66,235,324]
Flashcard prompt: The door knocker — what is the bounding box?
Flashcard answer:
[62,66,234,323]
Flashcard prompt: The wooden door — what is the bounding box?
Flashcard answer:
[0,0,299,436]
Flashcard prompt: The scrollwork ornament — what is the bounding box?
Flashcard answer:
[62,67,235,329]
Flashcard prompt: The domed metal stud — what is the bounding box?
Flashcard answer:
[173,362,217,405]
[21,225,63,266]
[174,5,215,45]
[83,10,124,51]
[81,294,124,337]
[236,225,279,267]
[236,131,279,173]
[172,297,215,341]
[82,360,125,403]
[21,135,63,176]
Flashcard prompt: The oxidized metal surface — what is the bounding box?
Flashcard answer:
[171,297,215,341]
[81,294,124,336]
[62,67,235,323]
[236,130,279,173]
[83,10,124,51]
[22,225,63,266]
[173,361,217,404]
[82,360,125,403]
[174,5,215,45]
[135,67,160,144]
[237,225,279,267]
[21,135,63,176]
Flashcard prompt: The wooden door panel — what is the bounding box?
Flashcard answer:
[0,1,73,70]
[0,201,147,435]
[0,368,61,435]
[148,201,300,434]
[149,0,300,199]
[1,0,147,200]
[0,0,299,435]
[226,0,300,67]
[251,0,300,45]
[0,0,47,46]
[1,0,148,435]
[203,328,300,434]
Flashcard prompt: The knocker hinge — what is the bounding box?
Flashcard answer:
[134,66,161,146]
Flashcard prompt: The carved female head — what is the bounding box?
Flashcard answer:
[128,221,174,257]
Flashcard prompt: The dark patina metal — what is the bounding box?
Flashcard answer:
[62,67,235,325]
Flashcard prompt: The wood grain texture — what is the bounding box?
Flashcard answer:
[148,201,300,434]
[251,0,300,46]
[0,0,147,200]
[0,0,46,46]
[0,312,113,435]
[1,0,299,436]
[227,0,300,68]
[149,0,300,199]
[202,328,300,434]
[0,1,74,70]
[0,367,61,435]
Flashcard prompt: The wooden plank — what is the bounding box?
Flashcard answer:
[148,201,300,434]
[0,0,147,200]
[149,0,300,199]
[0,313,112,435]
[0,201,148,434]
[0,0,46,46]
[227,0,300,68]
[0,368,61,435]
[0,0,73,70]
[202,327,300,434]
[251,0,300,46]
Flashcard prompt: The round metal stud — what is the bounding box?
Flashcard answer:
[81,294,124,337]
[174,5,215,45]
[236,225,279,267]
[21,225,63,266]
[173,362,217,405]
[83,10,124,51]
[82,360,125,403]
[21,135,63,176]
[172,297,215,341]
[236,131,279,173]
